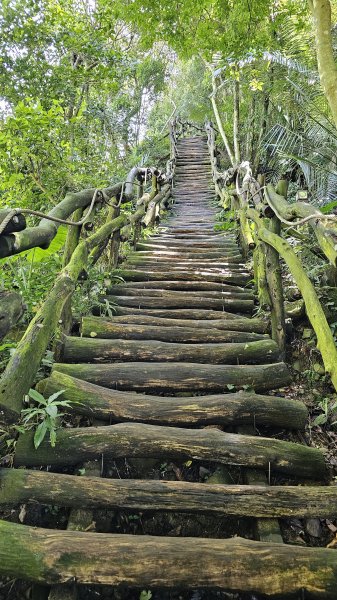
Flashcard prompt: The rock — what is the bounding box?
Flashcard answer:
[306,518,322,538]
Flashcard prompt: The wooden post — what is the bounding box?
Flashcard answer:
[265,216,286,355]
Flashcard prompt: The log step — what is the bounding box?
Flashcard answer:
[81,317,264,342]
[52,360,291,393]
[3,468,337,517]
[14,422,325,477]
[103,293,254,312]
[111,280,249,293]
[38,371,307,428]
[112,269,251,285]
[61,336,279,365]
[103,313,269,333]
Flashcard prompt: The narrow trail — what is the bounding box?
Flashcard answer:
[1,136,334,599]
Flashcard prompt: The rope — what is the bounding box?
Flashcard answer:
[0,176,154,236]
[0,189,101,235]
[234,165,337,228]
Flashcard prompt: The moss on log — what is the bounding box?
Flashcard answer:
[2,469,337,517]
[105,286,253,300]
[112,268,250,286]
[105,313,269,333]
[109,279,247,292]
[81,317,265,342]
[62,336,279,365]
[38,371,306,428]
[103,293,253,313]
[1,520,337,593]
[14,422,325,477]
[52,361,291,394]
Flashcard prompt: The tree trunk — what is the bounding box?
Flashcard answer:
[309,0,337,129]
[233,78,241,163]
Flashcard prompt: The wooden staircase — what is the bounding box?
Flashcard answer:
[1,135,336,599]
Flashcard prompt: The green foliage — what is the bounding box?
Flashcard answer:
[1,252,62,320]
[21,387,71,448]
[312,396,337,428]
[139,592,152,600]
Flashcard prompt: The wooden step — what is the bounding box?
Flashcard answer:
[111,280,248,292]
[113,269,251,286]
[38,371,306,427]
[5,469,337,517]
[101,313,268,333]
[14,421,325,477]
[81,317,263,342]
[62,336,279,365]
[1,520,336,594]
[52,360,291,393]
[103,293,253,312]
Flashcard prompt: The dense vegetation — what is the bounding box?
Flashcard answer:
[0,0,337,344]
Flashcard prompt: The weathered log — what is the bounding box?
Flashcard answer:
[0,209,26,234]
[127,254,244,265]
[106,286,253,299]
[3,469,337,517]
[0,183,123,259]
[113,268,250,285]
[107,280,250,293]
[1,520,337,594]
[52,361,291,393]
[104,313,269,333]
[0,214,128,423]
[62,336,279,365]
[81,317,264,342]
[103,293,253,313]
[0,291,25,340]
[133,249,240,259]
[14,422,324,477]
[38,371,306,428]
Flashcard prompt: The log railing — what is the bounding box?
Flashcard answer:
[205,120,337,391]
[0,132,177,423]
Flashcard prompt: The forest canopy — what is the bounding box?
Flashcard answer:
[0,0,336,216]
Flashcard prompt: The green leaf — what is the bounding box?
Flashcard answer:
[139,592,152,600]
[313,414,327,426]
[47,389,66,403]
[34,420,48,449]
[45,404,58,418]
[28,388,47,405]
